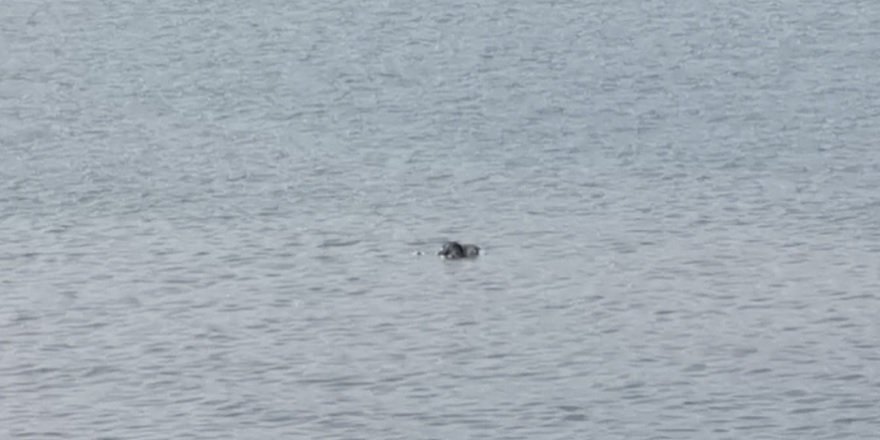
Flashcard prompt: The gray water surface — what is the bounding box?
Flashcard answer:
[3,1,880,438]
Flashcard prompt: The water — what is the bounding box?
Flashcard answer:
[3,0,880,438]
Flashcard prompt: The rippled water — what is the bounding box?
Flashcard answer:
[3,0,880,438]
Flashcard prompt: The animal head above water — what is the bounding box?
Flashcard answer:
[438,241,480,259]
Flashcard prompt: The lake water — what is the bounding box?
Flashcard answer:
[3,0,880,438]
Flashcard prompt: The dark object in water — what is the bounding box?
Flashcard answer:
[438,241,480,259]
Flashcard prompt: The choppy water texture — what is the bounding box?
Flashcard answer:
[3,0,880,438]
